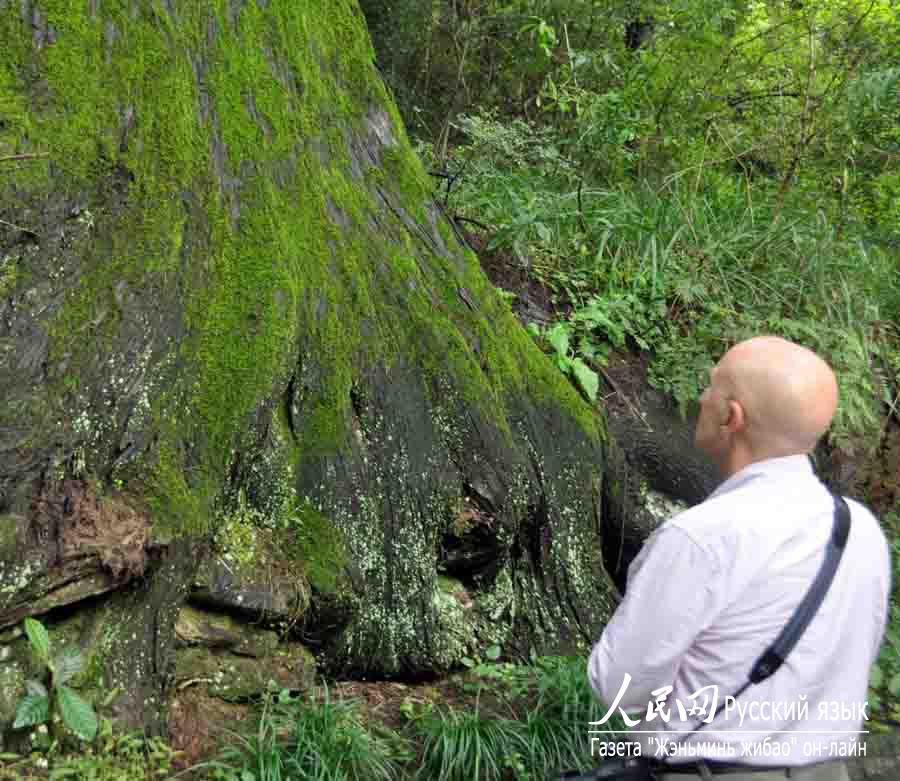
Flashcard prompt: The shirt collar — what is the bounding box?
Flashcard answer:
[709,454,815,500]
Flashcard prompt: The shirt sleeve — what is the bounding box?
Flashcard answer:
[588,525,720,710]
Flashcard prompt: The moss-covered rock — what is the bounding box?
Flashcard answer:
[175,642,316,703]
[176,605,280,656]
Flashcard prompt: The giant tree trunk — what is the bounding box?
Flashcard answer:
[0,0,616,732]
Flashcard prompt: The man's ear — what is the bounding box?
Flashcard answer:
[724,399,745,432]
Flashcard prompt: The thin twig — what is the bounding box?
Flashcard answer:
[597,366,652,432]
[886,390,900,428]
[576,179,588,235]
[660,144,768,190]
[564,23,577,88]
[712,122,754,223]
[0,153,48,163]
[0,218,37,235]
[452,215,491,232]
[726,90,802,107]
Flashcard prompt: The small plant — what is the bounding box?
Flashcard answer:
[529,322,599,403]
[13,617,98,742]
[38,717,180,779]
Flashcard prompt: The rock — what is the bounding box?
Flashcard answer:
[189,553,310,627]
[176,605,280,659]
[174,642,316,703]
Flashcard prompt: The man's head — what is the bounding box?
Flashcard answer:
[694,336,839,477]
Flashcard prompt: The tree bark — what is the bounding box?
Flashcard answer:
[0,0,616,732]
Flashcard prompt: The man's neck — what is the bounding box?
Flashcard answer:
[719,448,810,480]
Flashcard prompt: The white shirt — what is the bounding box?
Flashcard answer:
[588,455,891,765]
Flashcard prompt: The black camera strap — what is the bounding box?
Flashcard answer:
[559,492,852,780]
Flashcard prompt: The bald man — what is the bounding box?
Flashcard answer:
[588,336,890,781]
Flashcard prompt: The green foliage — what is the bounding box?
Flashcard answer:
[41,718,179,780]
[205,686,404,781]
[414,700,526,781]
[528,322,599,403]
[868,508,900,727]
[24,618,50,665]
[375,0,900,455]
[195,656,626,781]
[437,107,898,451]
[13,618,98,742]
[404,655,626,780]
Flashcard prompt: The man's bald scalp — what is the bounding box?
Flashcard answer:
[717,336,838,456]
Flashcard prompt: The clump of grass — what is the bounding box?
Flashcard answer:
[522,655,625,778]
[404,655,626,780]
[199,658,630,781]
[414,697,526,781]
[202,686,403,781]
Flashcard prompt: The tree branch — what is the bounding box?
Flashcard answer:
[451,215,491,232]
[0,153,48,163]
[0,218,38,235]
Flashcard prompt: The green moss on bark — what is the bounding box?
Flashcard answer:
[1,0,612,682]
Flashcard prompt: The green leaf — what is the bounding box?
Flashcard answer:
[54,646,84,686]
[888,673,900,698]
[571,358,599,402]
[547,323,570,357]
[13,693,49,729]
[24,617,51,664]
[485,645,501,661]
[25,680,48,698]
[57,685,98,741]
[870,665,884,689]
[100,686,121,707]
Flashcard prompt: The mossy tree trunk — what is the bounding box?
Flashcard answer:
[0,0,616,731]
